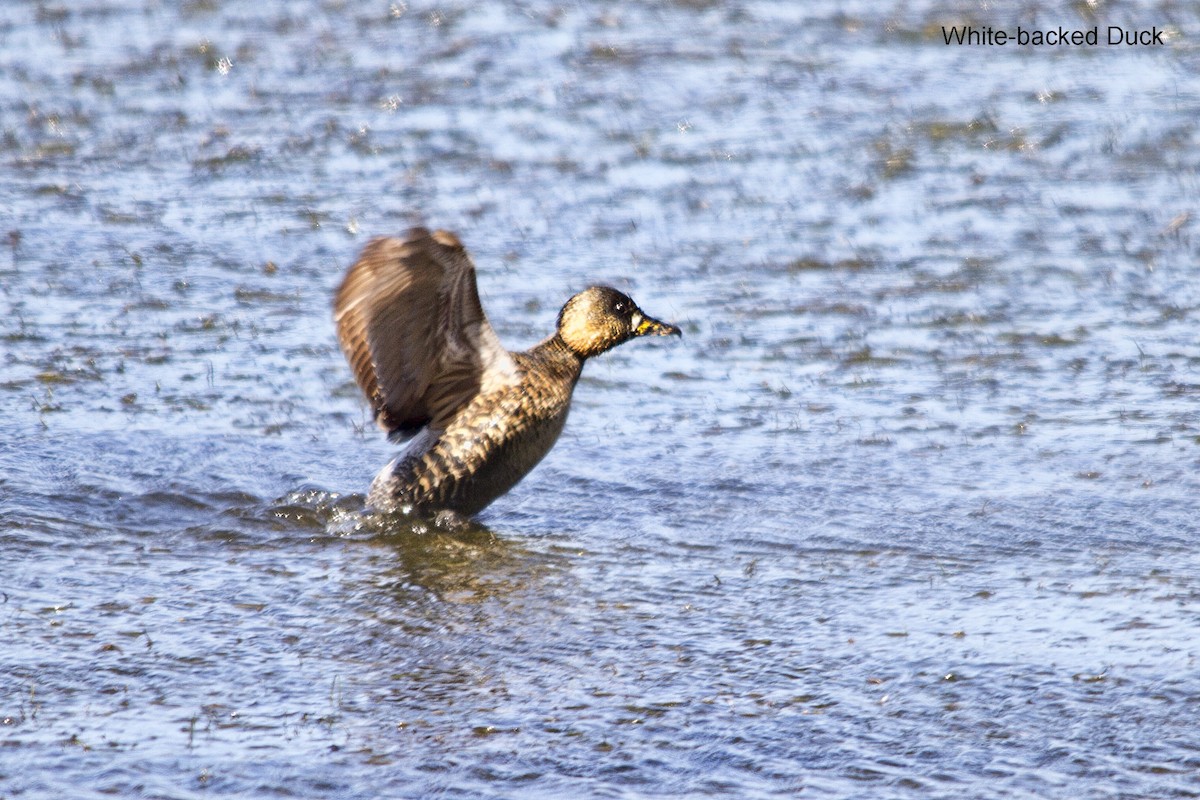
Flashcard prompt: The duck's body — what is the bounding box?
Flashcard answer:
[334,227,679,518]
[367,339,580,516]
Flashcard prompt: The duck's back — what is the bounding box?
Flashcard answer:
[367,342,582,517]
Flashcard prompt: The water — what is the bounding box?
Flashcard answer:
[4,0,1200,797]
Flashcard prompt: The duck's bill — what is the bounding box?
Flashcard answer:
[633,313,682,338]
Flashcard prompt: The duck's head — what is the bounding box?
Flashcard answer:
[557,286,681,359]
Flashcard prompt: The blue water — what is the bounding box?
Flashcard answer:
[3,1,1200,797]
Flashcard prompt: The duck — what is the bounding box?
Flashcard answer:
[334,227,681,520]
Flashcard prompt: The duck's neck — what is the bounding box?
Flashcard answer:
[528,333,586,380]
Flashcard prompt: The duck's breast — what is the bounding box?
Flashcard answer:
[368,363,578,516]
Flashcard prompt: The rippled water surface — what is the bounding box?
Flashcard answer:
[4,1,1200,797]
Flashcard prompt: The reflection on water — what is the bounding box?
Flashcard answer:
[4,0,1200,796]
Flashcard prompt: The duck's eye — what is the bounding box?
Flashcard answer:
[614,302,626,313]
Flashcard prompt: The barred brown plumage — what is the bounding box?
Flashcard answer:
[334,226,681,520]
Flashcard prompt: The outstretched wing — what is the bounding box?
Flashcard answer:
[334,227,519,440]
